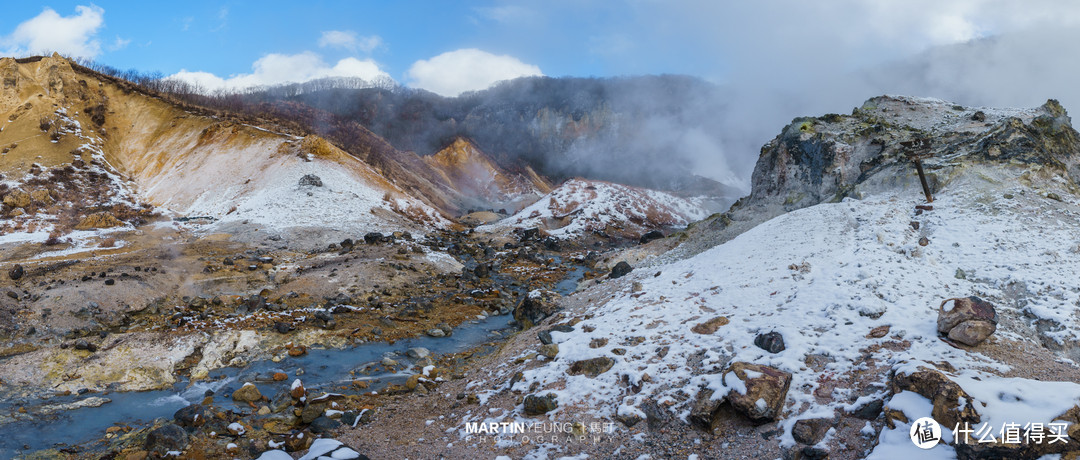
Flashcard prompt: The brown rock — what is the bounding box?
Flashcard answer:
[284,430,314,452]
[290,379,306,399]
[75,212,122,230]
[722,362,792,422]
[124,451,149,460]
[691,316,729,334]
[272,372,288,381]
[889,367,980,429]
[405,374,422,391]
[231,382,262,402]
[288,345,307,357]
[937,297,997,346]
[539,343,559,358]
[792,418,832,445]
[30,189,53,205]
[301,403,325,424]
[866,325,890,339]
[689,388,725,430]
[3,190,31,208]
[567,357,615,378]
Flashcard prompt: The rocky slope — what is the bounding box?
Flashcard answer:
[235,74,744,204]
[330,96,1080,459]
[0,54,448,249]
[482,178,709,240]
[675,95,1080,256]
[422,138,550,213]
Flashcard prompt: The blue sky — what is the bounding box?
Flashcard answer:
[0,1,718,95]
[4,1,1080,101]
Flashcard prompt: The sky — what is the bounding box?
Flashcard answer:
[4,1,1080,184]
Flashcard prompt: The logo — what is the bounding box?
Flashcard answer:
[910,417,942,449]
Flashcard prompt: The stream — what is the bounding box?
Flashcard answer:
[0,260,587,458]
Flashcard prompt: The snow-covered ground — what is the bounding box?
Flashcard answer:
[482,179,709,238]
[473,167,1080,456]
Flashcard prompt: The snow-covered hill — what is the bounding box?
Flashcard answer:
[0,55,448,250]
[482,178,709,239]
[412,97,1080,459]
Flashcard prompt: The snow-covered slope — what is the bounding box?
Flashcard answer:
[0,55,448,241]
[482,178,709,239]
[461,164,1080,458]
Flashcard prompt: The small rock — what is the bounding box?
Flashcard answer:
[753,331,785,353]
[589,338,609,348]
[535,330,552,345]
[284,430,314,452]
[523,393,558,415]
[74,339,98,352]
[309,416,341,433]
[364,232,383,244]
[406,347,430,360]
[539,344,559,358]
[918,236,929,246]
[691,316,729,334]
[639,230,664,244]
[937,296,997,346]
[299,174,323,187]
[174,404,210,428]
[722,362,792,422]
[8,264,24,281]
[616,412,642,427]
[971,110,986,121]
[301,403,325,424]
[609,261,633,279]
[274,322,294,334]
[689,388,724,430]
[232,382,263,402]
[425,328,445,338]
[288,345,307,357]
[272,372,288,381]
[848,399,883,420]
[290,379,306,400]
[792,418,832,445]
[145,424,188,455]
[567,357,615,378]
[866,325,891,339]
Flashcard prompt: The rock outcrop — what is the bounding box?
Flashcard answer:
[680,95,1080,254]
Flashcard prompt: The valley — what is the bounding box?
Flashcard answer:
[3,54,1080,460]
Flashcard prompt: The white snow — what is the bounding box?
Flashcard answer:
[482,178,708,238]
[503,172,1080,456]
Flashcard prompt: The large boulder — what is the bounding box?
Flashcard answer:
[889,367,980,429]
[722,362,792,422]
[567,357,615,378]
[524,393,558,415]
[937,296,997,346]
[2,190,31,208]
[145,424,189,455]
[514,290,560,329]
[75,212,123,230]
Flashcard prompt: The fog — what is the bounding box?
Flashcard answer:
[658,2,1080,191]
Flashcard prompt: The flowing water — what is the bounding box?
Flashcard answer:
[0,263,587,458]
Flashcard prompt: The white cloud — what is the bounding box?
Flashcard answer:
[1,5,104,58]
[405,48,542,97]
[318,30,382,53]
[167,51,393,92]
[475,5,534,23]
